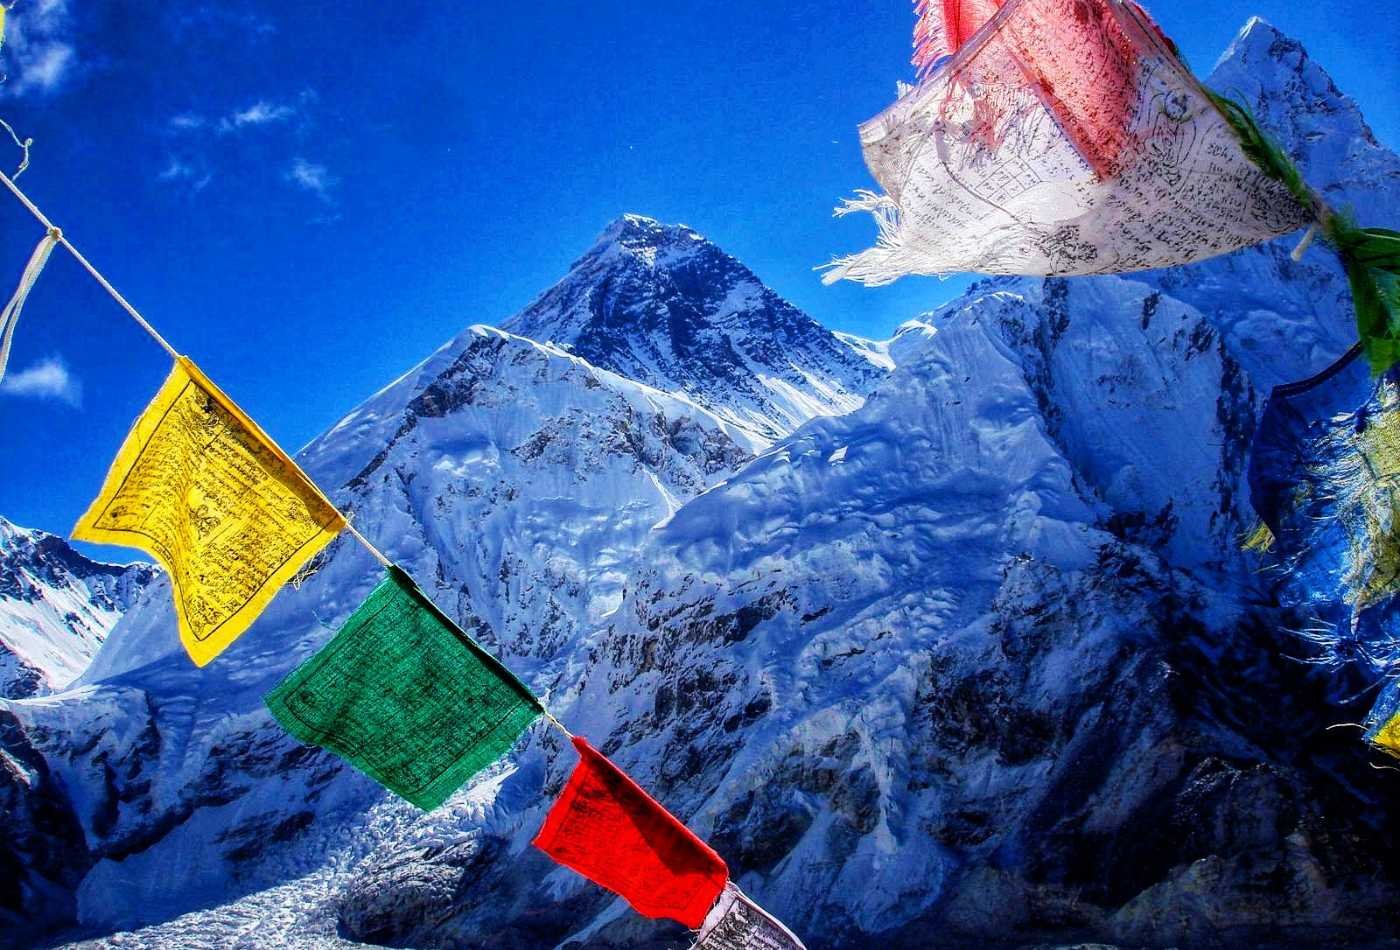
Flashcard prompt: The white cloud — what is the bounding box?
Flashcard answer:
[175,6,277,42]
[219,100,297,133]
[0,357,81,407]
[156,157,211,191]
[169,113,207,132]
[11,43,75,93]
[286,158,337,202]
[1,0,78,96]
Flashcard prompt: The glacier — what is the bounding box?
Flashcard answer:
[2,17,1400,950]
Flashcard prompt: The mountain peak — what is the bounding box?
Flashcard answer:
[1208,16,1395,208]
[585,213,709,270]
[502,217,883,442]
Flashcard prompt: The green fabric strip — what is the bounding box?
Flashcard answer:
[266,566,542,811]
[1209,92,1400,374]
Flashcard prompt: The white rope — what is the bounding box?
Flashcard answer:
[543,708,574,740]
[343,520,394,570]
[0,226,58,383]
[0,169,180,360]
[0,117,32,179]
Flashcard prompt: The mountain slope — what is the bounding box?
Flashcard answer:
[0,517,155,699]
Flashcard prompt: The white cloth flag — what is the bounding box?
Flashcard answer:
[825,0,1310,285]
[693,883,807,950]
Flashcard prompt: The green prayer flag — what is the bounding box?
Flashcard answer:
[265,566,542,811]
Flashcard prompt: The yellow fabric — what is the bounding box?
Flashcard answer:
[74,357,345,666]
[1374,711,1400,760]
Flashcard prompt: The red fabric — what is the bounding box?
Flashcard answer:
[533,737,729,928]
[914,0,1004,75]
[1008,0,1140,177]
[918,0,1142,178]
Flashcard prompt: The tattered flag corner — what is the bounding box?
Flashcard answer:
[826,0,1308,285]
[694,882,808,950]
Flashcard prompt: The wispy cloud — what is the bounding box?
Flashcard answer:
[174,6,277,42]
[169,113,207,132]
[219,100,297,133]
[159,89,333,205]
[286,158,337,203]
[156,157,212,192]
[2,0,79,96]
[0,357,82,407]
[169,94,311,139]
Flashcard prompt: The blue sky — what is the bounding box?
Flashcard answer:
[0,0,1396,549]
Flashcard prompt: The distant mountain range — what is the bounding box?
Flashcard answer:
[0,517,154,700]
[2,17,1399,949]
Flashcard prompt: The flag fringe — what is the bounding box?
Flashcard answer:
[821,191,944,287]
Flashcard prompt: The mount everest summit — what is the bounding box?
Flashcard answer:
[3,17,1400,949]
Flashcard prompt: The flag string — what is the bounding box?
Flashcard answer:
[0,167,575,742]
[0,169,180,362]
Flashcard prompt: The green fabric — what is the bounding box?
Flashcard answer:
[1209,93,1400,374]
[1332,224,1400,374]
[266,566,542,811]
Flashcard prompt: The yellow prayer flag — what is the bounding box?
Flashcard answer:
[74,357,345,666]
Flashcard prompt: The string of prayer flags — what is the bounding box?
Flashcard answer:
[73,357,345,666]
[533,736,729,929]
[823,0,1310,285]
[265,566,542,811]
[693,882,808,950]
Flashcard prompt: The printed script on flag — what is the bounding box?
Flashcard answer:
[694,883,808,950]
[825,0,1310,284]
[265,567,542,811]
[73,357,345,666]
[533,737,729,929]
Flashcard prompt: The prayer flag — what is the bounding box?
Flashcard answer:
[265,567,542,811]
[913,0,1004,74]
[694,882,808,950]
[1248,345,1400,622]
[825,0,1309,285]
[533,737,729,929]
[1366,679,1400,760]
[1247,344,1400,749]
[73,357,344,666]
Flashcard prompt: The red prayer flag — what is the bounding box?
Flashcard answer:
[533,736,729,928]
[913,0,1004,75]
[914,0,1140,177]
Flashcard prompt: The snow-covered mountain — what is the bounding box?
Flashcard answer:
[3,17,1400,950]
[0,517,155,699]
[503,214,885,443]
